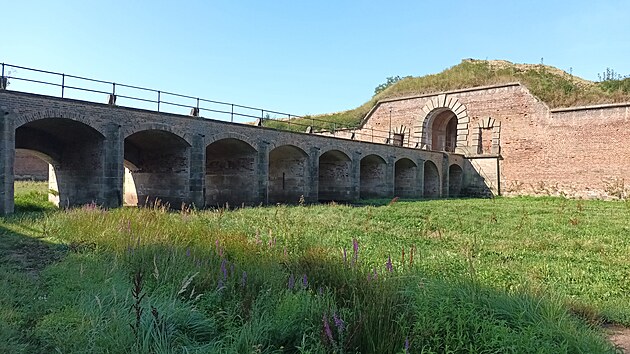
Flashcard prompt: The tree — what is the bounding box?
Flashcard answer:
[374,75,411,95]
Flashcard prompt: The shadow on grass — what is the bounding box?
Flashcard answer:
[0,198,620,353]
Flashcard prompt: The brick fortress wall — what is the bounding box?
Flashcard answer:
[355,84,630,199]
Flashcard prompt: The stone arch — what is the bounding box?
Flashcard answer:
[472,117,501,155]
[318,149,353,202]
[16,109,106,136]
[205,131,258,151]
[268,145,310,204]
[413,94,469,152]
[423,160,440,198]
[15,117,107,208]
[205,138,258,207]
[448,164,463,197]
[123,129,191,207]
[122,123,192,147]
[267,139,310,155]
[360,154,388,199]
[395,158,419,198]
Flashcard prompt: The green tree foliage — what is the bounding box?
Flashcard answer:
[374,75,411,95]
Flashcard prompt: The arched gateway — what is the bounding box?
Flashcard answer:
[413,94,469,153]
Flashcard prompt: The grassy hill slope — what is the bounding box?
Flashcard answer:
[264,59,630,132]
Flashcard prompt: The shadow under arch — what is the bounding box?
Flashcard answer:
[205,138,258,207]
[395,158,419,198]
[15,118,106,208]
[423,160,440,198]
[319,150,353,202]
[268,144,310,204]
[360,154,388,199]
[124,129,192,208]
[448,164,464,197]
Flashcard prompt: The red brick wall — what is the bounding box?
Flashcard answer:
[14,150,48,181]
[361,84,630,198]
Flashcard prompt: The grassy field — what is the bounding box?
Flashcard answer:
[266,60,630,132]
[1,182,629,353]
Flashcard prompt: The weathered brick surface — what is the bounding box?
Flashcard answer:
[357,83,630,199]
[14,151,48,180]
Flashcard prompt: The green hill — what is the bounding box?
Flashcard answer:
[263,59,630,132]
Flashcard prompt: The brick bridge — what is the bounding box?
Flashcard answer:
[0,90,482,215]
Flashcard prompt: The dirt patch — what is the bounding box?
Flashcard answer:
[605,324,630,353]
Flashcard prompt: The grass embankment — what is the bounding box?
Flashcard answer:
[1,183,628,352]
[265,59,630,132]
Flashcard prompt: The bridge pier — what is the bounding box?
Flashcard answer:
[415,158,425,198]
[441,153,449,198]
[308,147,320,203]
[189,134,205,208]
[103,122,124,208]
[386,155,396,198]
[0,108,15,215]
[351,151,362,201]
[257,141,269,205]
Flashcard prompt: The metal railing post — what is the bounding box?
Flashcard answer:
[112,82,116,96]
[157,91,161,112]
[0,63,4,90]
[231,104,234,122]
[61,73,65,98]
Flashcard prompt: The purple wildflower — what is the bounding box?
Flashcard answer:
[322,314,334,344]
[386,255,393,272]
[186,248,191,258]
[302,274,308,288]
[241,271,247,288]
[288,274,295,290]
[333,312,345,333]
[220,259,228,279]
[404,337,410,353]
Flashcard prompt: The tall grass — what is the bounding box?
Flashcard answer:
[0,186,625,352]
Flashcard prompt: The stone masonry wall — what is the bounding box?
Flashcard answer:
[0,91,466,214]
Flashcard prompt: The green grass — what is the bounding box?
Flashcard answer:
[0,182,628,352]
[269,59,630,132]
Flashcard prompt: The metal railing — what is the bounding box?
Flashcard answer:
[0,62,415,147]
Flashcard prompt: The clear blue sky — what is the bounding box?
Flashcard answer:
[3,0,630,116]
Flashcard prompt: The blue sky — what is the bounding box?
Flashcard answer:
[3,0,630,117]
